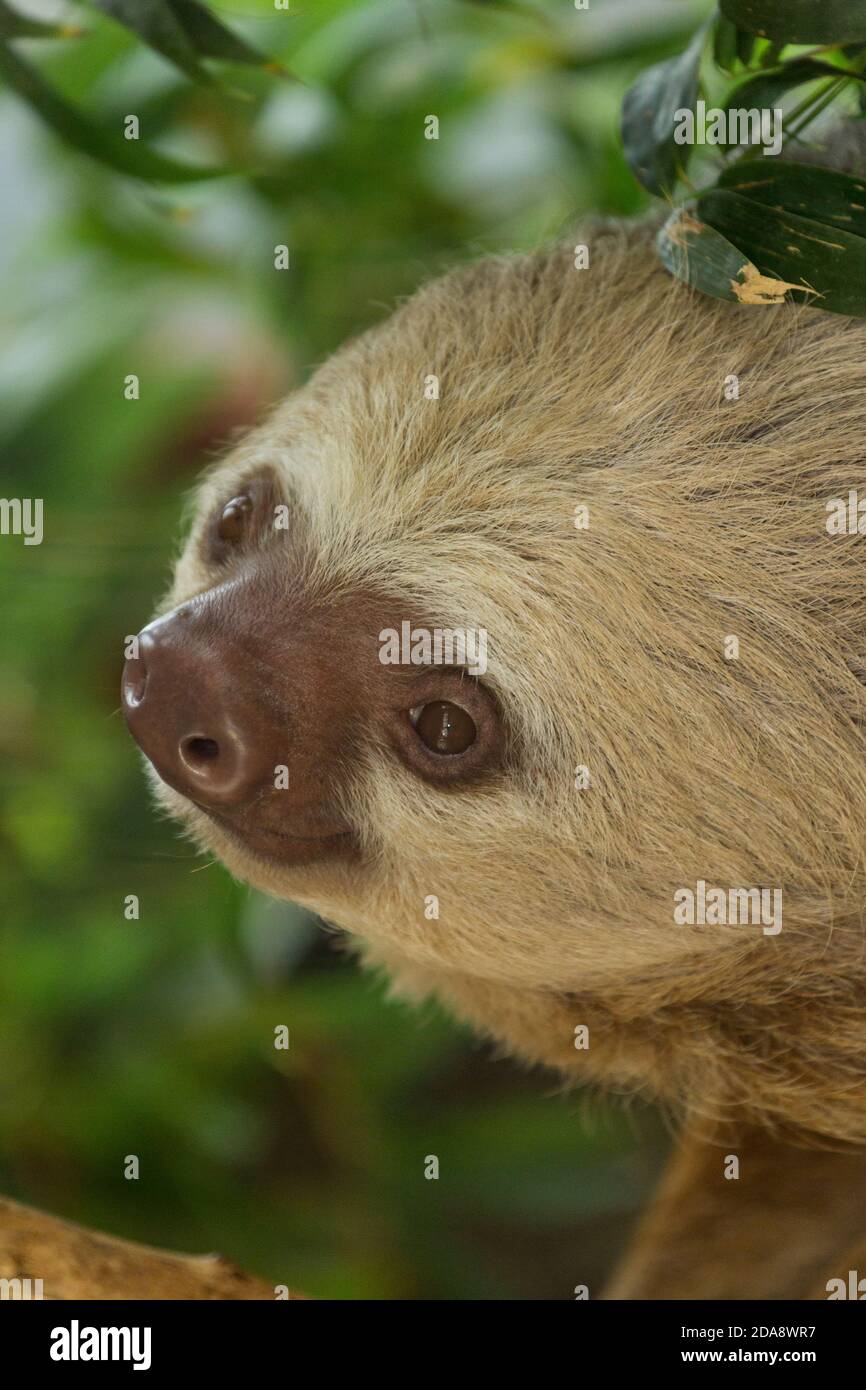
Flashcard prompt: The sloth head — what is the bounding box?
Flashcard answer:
[122,227,866,1019]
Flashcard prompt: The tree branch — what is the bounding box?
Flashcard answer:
[0,1195,300,1300]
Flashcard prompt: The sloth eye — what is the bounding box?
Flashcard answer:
[410,701,477,755]
[392,679,500,782]
[204,472,284,567]
[217,494,254,543]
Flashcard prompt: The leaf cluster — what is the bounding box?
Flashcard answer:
[622,1,866,313]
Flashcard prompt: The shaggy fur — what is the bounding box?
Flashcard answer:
[161,221,866,1141]
[144,215,866,1294]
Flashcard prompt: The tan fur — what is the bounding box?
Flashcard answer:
[161,221,866,1137]
[149,219,866,1292]
[605,1128,866,1299]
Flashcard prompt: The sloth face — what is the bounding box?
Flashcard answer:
[122,463,506,869]
[121,236,866,1001]
[120,246,634,993]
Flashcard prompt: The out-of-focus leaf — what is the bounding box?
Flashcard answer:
[91,0,207,83]
[698,187,866,313]
[719,157,866,238]
[720,0,866,45]
[170,0,287,72]
[735,24,758,66]
[713,16,740,73]
[758,40,782,67]
[621,22,709,195]
[657,203,774,303]
[0,38,226,181]
[91,0,288,83]
[712,18,785,75]
[0,0,83,38]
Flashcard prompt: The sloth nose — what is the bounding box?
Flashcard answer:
[121,615,276,808]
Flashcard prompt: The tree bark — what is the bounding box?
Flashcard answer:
[0,1195,299,1299]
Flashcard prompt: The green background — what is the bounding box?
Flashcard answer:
[0,0,709,1299]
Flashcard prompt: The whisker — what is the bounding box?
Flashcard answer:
[190,859,220,874]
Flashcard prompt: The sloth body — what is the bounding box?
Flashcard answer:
[125,219,866,1298]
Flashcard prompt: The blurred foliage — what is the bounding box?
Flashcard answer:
[0,0,697,1298]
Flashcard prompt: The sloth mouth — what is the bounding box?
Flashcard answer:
[204,809,356,866]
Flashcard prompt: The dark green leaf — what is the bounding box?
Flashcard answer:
[657,204,774,303]
[91,0,209,83]
[735,25,758,66]
[621,23,708,195]
[0,37,226,181]
[698,186,866,313]
[91,0,285,83]
[720,1,866,45]
[722,57,859,118]
[719,158,866,238]
[168,0,282,71]
[713,16,740,73]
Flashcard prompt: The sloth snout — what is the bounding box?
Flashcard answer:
[121,611,278,811]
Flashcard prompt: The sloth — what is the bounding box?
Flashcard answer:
[122,216,866,1301]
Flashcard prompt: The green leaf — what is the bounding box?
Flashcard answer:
[657,204,778,304]
[759,41,783,67]
[719,157,866,238]
[722,56,860,117]
[0,0,84,38]
[713,16,740,73]
[0,37,225,182]
[735,25,759,66]
[698,186,866,313]
[712,16,785,75]
[91,0,208,83]
[91,0,285,84]
[720,1,866,45]
[621,22,709,195]
[168,0,282,71]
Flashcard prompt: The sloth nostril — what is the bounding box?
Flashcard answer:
[180,735,221,769]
